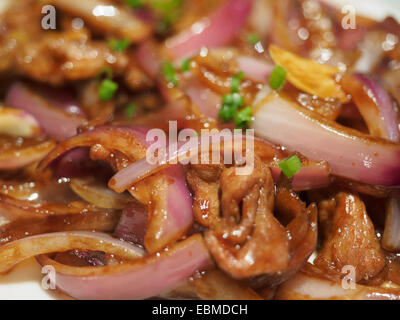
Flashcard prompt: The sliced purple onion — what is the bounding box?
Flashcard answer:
[252,93,400,187]
[165,0,252,59]
[349,74,400,142]
[114,201,148,246]
[6,82,86,141]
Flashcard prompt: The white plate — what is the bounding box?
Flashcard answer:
[0,0,399,300]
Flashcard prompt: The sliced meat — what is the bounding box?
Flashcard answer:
[188,157,318,289]
[315,192,386,282]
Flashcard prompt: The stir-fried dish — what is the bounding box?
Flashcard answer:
[1,0,400,300]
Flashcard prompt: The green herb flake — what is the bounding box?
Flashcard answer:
[181,58,191,72]
[125,103,137,119]
[162,61,178,87]
[218,104,238,122]
[98,79,119,101]
[279,155,302,179]
[126,0,143,8]
[234,106,253,129]
[231,71,245,93]
[219,93,244,122]
[108,39,131,53]
[247,33,260,45]
[269,65,287,91]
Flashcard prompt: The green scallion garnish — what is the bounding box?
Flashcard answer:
[234,106,253,129]
[231,71,245,93]
[219,93,244,122]
[162,61,178,87]
[126,0,143,8]
[125,103,137,118]
[98,79,119,101]
[269,65,287,91]
[219,104,238,122]
[108,39,131,53]
[181,58,191,72]
[247,33,260,45]
[279,155,302,179]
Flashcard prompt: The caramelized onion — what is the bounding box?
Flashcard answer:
[70,177,131,209]
[38,126,146,172]
[275,267,400,300]
[0,211,121,245]
[252,92,400,186]
[36,234,213,300]
[0,231,144,274]
[382,193,400,252]
[0,194,105,222]
[0,139,56,170]
[111,132,331,193]
[39,126,193,253]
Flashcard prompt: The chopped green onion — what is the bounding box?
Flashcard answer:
[279,155,302,179]
[126,0,143,8]
[231,71,245,93]
[181,58,191,72]
[108,39,131,53]
[270,65,287,91]
[234,106,253,129]
[231,92,244,107]
[218,104,237,122]
[219,93,245,122]
[99,79,118,101]
[222,93,244,108]
[247,33,260,45]
[162,61,178,87]
[125,103,137,118]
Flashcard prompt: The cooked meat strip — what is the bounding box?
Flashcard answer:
[188,157,318,289]
[315,192,386,282]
